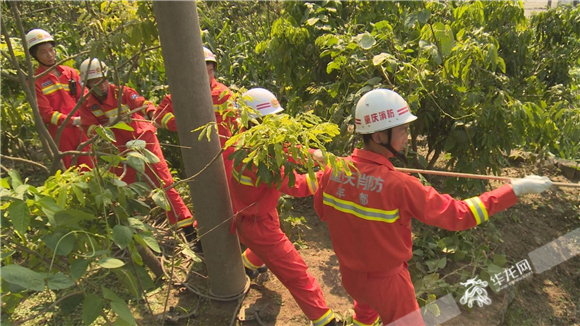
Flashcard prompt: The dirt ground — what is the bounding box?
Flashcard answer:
[140,158,580,326]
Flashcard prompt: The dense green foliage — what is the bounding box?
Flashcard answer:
[1,1,579,324]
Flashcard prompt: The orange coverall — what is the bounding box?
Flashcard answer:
[80,84,193,228]
[313,149,519,326]
[34,65,93,169]
[230,165,335,326]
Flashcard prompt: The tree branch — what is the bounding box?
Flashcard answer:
[1,71,20,82]
[0,154,49,173]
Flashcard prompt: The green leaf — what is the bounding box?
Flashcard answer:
[7,169,23,188]
[366,77,382,85]
[127,154,145,172]
[113,225,133,250]
[43,232,75,256]
[1,177,10,189]
[134,232,161,253]
[437,257,447,269]
[359,32,376,50]
[493,254,507,267]
[141,148,160,164]
[71,259,90,280]
[47,273,75,290]
[417,10,431,24]
[306,17,320,26]
[54,209,96,228]
[151,189,170,211]
[110,122,135,131]
[8,200,30,235]
[95,126,116,142]
[372,53,389,66]
[98,257,125,269]
[1,250,16,261]
[112,269,140,300]
[102,287,136,325]
[59,293,84,314]
[82,293,104,326]
[1,264,45,291]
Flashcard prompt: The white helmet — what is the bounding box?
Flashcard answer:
[355,89,417,134]
[79,58,108,82]
[242,88,284,118]
[26,29,54,50]
[204,47,217,64]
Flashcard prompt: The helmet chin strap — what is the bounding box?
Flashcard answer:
[377,129,408,166]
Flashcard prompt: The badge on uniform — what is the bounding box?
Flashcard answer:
[41,80,53,87]
[130,94,138,100]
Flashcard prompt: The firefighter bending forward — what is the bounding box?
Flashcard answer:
[230,88,337,326]
[313,89,553,326]
[78,58,193,231]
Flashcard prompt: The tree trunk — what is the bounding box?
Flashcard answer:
[153,1,247,300]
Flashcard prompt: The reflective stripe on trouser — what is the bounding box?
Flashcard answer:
[242,248,264,270]
[340,264,425,326]
[236,210,333,324]
[47,124,93,170]
[113,130,193,227]
[352,308,381,326]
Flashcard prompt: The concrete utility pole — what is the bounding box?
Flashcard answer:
[153,1,247,299]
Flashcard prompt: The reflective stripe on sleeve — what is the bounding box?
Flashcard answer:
[312,310,334,326]
[323,192,399,223]
[464,196,489,225]
[161,113,175,129]
[232,169,253,187]
[50,112,63,125]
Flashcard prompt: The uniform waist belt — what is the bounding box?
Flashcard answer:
[367,262,406,278]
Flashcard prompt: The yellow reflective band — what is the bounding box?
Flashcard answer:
[465,196,489,225]
[176,218,194,229]
[92,109,105,117]
[323,192,399,223]
[313,310,334,326]
[353,316,381,326]
[161,113,175,128]
[42,83,61,95]
[50,111,62,125]
[307,174,318,195]
[104,105,130,118]
[232,169,253,187]
[62,85,70,91]
[242,252,260,270]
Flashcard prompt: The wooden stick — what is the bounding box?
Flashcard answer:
[396,167,580,188]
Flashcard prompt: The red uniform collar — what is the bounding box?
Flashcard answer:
[35,64,64,75]
[351,148,395,171]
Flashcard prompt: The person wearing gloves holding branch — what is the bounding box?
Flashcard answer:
[312,89,553,326]
[78,58,194,235]
[26,28,93,170]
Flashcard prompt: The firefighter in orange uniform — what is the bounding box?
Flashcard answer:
[313,89,553,326]
[230,88,337,326]
[26,28,93,170]
[154,47,237,181]
[78,58,193,231]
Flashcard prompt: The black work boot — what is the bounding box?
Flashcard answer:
[245,267,259,280]
[326,318,338,326]
[182,225,203,254]
[257,264,268,273]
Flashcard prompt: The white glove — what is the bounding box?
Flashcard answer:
[126,139,146,150]
[511,175,553,197]
[312,149,324,164]
[72,117,82,126]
